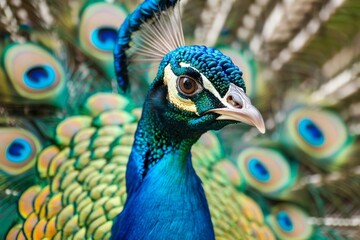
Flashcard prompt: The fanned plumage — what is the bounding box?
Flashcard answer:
[0,0,359,239]
[2,92,273,239]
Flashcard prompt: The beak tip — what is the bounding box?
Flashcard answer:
[257,123,266,134]
[253,116,266,134]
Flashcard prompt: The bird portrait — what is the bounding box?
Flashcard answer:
[0,0,359,239]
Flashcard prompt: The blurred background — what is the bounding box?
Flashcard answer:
[0,0,359,239]
[190,0,360,237]
[177,0,360,154]
[180,1,360,238]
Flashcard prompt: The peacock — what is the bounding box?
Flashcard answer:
[1,0,359,239]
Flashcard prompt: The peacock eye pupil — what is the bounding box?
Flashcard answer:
[91,27,118,51]
[178,76,198,96]
[183,78,193,89]
[276,211,294,232]
[24,65,56,89]
[8,142,25,157]
[298,118,325,146]
[27,67,48,83]
[97,27,117,45]
[6,138,32,163]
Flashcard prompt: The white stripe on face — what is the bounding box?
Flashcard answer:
[163,64,198,114]
[179,62,229,107]
[164,62,240,114]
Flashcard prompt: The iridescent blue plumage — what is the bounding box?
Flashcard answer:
[109,0,267,236]
[113,150,214,239]
[111,41,260,238]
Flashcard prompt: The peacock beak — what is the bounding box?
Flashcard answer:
[206,83,266,134]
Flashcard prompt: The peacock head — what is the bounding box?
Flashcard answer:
[115,1,265,140]
[146,45,265,138]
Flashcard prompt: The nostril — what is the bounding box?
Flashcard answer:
[227,95,243,109]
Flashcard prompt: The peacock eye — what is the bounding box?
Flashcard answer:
[177,76,201,96]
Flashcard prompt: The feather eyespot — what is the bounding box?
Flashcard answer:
[78,2,128,61]
[90,27,118,51]
[177,76,202,96]
[284,107,350,164]
[6,138,32,163]
[267,204,313,239]
[24,65,56,89]
[2,43,66,101]
[0,128,41,175]
[298,118,325,147]
[276,211,293,232]
[247,158,270,182]
[237,147,297,198]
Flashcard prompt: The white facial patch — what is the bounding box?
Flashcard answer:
[179,62,229,107]
[163,62,237,114]
[163,64,198,114]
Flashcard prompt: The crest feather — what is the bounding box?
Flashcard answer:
[114,0,184,91]
[130,6,185,63]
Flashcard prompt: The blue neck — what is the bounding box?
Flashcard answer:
[111,101,215,239]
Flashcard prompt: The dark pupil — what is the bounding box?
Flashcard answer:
[254,161,268,177]
[276,212,293,231]
[8,142,25,157]
[306,122,323,139]
[27,66,48,83]
[98,27,117,44]
[183,78,194,90]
